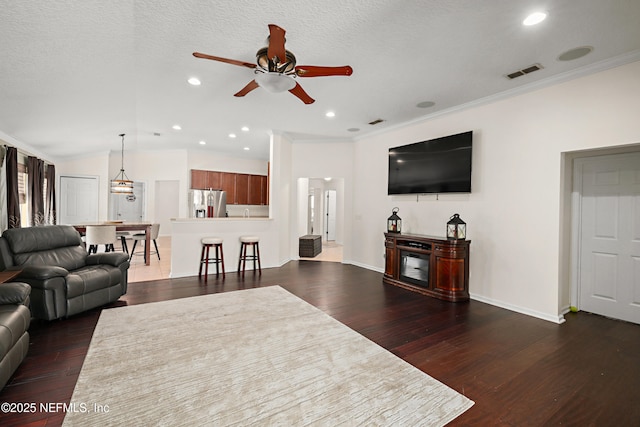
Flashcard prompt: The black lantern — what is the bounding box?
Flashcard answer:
[447,214,466,240]
[387,207,402,233]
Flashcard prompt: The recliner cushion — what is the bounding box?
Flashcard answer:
[65,265,123,299]
[13,246,88,271]
[0,304,31,360]
[3,226,87,270]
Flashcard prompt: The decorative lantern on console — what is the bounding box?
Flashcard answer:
[447,213,466,240]
[387,207,402,233]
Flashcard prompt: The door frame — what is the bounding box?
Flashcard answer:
[569,150,640,313]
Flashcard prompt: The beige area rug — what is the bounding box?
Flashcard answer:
[63,286,473,426]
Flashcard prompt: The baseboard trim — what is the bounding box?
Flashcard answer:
[344,259,384,273]
[470,293,566,324]
[342,262,566,324]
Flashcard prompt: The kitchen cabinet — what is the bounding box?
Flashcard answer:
[191,170,221,190]
[220,172,236,205]
[235,174,249,205]
[249,174,267,205]
[191,169,268,205]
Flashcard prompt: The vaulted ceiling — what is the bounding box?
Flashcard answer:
[1,1,639,161]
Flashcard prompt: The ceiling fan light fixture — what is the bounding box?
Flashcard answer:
[255,72,296,93]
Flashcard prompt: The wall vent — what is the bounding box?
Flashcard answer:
[506,63,543,80]
[368,118,385,125]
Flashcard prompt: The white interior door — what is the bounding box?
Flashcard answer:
[325,190,336,241]
[577,153,640,324]
[58,175,99,224]
[110,182,144,222]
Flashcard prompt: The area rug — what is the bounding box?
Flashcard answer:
[63,286,473,426]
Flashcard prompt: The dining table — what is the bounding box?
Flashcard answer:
[72,222,153,266]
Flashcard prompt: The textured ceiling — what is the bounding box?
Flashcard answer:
[1,0,640,161]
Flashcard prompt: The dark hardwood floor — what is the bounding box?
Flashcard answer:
[1,261,639,426]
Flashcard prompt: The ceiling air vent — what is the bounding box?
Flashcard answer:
[506,63,543,80]
[368,119,385,125]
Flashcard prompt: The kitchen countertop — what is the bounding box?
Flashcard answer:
[171,217,271,222]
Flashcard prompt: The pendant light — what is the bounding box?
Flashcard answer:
[110,133,134,194]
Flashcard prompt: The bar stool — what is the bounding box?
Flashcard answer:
[238,235,261,276]
[199,237,225,280]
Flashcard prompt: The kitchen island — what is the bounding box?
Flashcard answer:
[170,217,282,278]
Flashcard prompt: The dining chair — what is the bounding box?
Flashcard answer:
[129,223,161,263]
[85,225,117,254]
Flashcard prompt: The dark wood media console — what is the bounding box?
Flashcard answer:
[383,232,470,302]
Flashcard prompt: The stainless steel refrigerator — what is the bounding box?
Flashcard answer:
[188,190,227,218]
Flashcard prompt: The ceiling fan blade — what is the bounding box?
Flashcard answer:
[267,24,287,64]
[193,52,257,69]
[234,80,260,97]
[295,65,353,77]
[289,83,315,104]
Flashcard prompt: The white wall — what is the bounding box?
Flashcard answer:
[340,60,640,323]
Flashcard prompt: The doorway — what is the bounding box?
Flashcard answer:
[572,152,640,324]
[109,181,145,222]
[297,178,344,262]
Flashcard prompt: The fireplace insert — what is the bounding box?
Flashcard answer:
[399,250,430,288]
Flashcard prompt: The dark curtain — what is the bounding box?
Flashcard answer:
[27,156,45,226]
[6,147,21,228]
[45,164,56,224]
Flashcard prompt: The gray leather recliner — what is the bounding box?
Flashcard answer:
[0,225,129,320]
[0,281,30,390]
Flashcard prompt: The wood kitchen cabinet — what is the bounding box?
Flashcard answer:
[235,174,249,205]
[248,174,268,205]
[220,172,236,204]
[191,170,221,190]
[191,169,268,205]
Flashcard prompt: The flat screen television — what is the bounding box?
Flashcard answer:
[388,131,472,195]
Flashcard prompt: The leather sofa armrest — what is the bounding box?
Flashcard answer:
[0,282,31,305]
[86,252,129,267]
[14,265,69,282]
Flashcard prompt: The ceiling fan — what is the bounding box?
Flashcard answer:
[193,24,353,104]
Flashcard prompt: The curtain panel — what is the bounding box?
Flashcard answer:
[27,156,45,226]
[45,164,56,224]
[6,147,21,228]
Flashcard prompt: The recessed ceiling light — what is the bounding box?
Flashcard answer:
[243,147,250,151]
[416,101,435,108]
[523,11,547,26]
[188,77,201,86]
[199,140,206,145]
[229,133,237,138]
[325,111,336,118]
[172,125,182,130]
[324,177,332,181]
[241,126,250,132]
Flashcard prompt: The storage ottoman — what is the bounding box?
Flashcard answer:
[299,235,322,257]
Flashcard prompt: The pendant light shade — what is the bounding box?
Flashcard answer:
[110,133,134,194]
